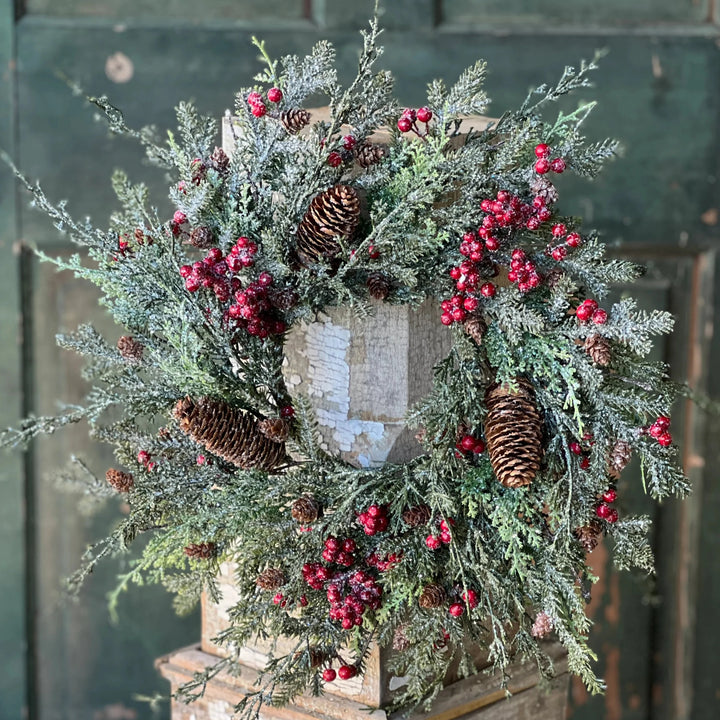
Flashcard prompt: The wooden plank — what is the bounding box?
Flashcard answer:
[313,0,436,29]
[25,0,309,22]
[0,2,27,719]
[438,0,711,27]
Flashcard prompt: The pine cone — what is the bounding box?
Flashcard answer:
[418,583,447,609]
[210,146,230,174]
[484,378,544,488]
[392,625,411,651]
[584,334,612,366]
[173,396,286,471]
[256,567,286,590]
[189,226,215,249]
[529,177,559,205]
[367,272,391,300]
[531,611,554,639]
[191,160,207,185]
[464,315,487,345]
[117,335,144,363]
[545,268,564,289]
[106,468,134,493]
[294,648,327,668]
[134,227,153,245]
[291,496,320,524]
[295,185,360,267]
[281,108,311,134]
[574,520,603,553]
[609,439,632,478]
[356,142,385,168]
[268,287,299,311]
[259,417,291,443]
[402,504,432,528]
[184,542,216,559]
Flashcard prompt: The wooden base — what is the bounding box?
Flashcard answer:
[157,645,568,720]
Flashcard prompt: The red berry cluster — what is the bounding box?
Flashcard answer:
[366,551,401,572]
[480,189,545,238]
[326,570,383,629]
[229,275,287,339]
[455,433,485,458]
[397,106,433,135]
[321,536,357,567]
[357,504,389,535]
[575,299,607,325]
[272,592,308,609]
[247,88,283,118]
[111,235,133,262]
[440,248,494,327]
[596,487,619,524]
[548,226,582,260]
[137,450,156,471]
[569,433,593,471]
[426,518,454,550]
[647,415,672,447]
[533,143,566,175]
[323,664,357,683]
[507,248,541,293]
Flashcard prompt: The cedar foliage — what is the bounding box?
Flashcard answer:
[1,12,693,719]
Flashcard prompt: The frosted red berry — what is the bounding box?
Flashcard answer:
[566,232,581,247]
[606,508,619,523]
[448,603,464,617]
[173,210,187,225]
[534,143,550,158]
[327,152,343,167]
[426,535,442,550]
[551,223,567,238]
[596,503,612,519]
[251,103,267,118]
[658,432,672,447]
[602,488,618,503]
[267,87,283,103]
[580,457,590,470]
[535,158,551,174]
[550,157,566,173]
[323,668,337,682]
[569,441,582,455]
[417,106,433,123]
[480,282,496,298]
[551,246,567,261]
[280,405,295,418]
[397,117,413,133]
[592,309,608,325]
[462,589,478,608]
[342,135,357,150]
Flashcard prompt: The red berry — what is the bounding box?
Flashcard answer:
[592,309,608,325]
[451,308,466,323]
[480,283,496,298]
[576,306,592,324]
[342,134,357,150]
[537,206,552,222]
[273,593,284,605]
[551,223,567,238]
[535,158,551,174]
[327,152,343,167]
[551,246,567,261]
[534,143,550,158]
[596,503,612,519]
[606,508,619,523]
[550,157,566,173]
[367,504,382,518]
[247,91,263,105]
[485,236,500,251]
[656,415,671,429]
[368,245,380,259]
[402,108,417,121]
[580,457,590,470]
[251,103,267,118]
[338,665,357,680]
[460,435,476,451]
[258,272,273,287]
[602,488,618,504]
[397,117,413,133]
[569,441,583,455]
[473,439,485,454]
[137,450,150,465]
[280,405,295,418]
[566,232,581,247]
[649,423,663,438]
[462,589,478,608]
[417,106,432,123]
[526,217,541,230]
[439,530,452,544]
[267,87,283,103]
[658,432,672,447]
[179,264,193,277]
[448,603,464,617]
[440,312,454,326]
[196,454,207,465]
[173,210,187,226]
[426,535,442,550]
[463,296,479,312]
[323,668,337,682]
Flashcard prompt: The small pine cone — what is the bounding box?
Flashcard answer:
[268,287,299,311]
[418,583,447,609]
[464,314,487,345]
[133,227,153,245]
[294,648,327,668]
[531,611,554,639]
[188,226,216,249]
[173,396,286,471]
[355,142,385,168]
[367,272,391,300]
[529,176,559,205]
[545,268,564,289]
[210,146,230,174]
[191,160,207,185]
[484,379,544,488]
[184,542,216,560]
[259,417,291,443]
[392,625,411,652]
[584,334,612,366]
[295,185,360,267]
[106,468,134,493]
[281,108,311,134]
[574,520,603,553]
[117,335,144,363]
[609,439,632,477]
[256,567,286,591]
[402,504,432,528]
[291,496,320,524]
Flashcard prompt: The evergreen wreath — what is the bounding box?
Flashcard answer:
[2,13,692,718]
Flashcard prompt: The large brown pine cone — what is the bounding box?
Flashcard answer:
[356,142,385,168]
[281,108,311,134]
[189,226,216,249]
[574,520,603,553]
[484,378,544,488]
[259,417,291,443]
[117,335,144,363]
[295,185,360,267]
[584,334,612,366]
[418,583,447,609]
[184,542,216,559]
[256,568,286,590]
[106,468,134,493]
[464,315,487,345]
[367,272,391,300]
[173,396,286,471]
[291,496,321,524]
[402,504,432,528]
[609,439,632,478]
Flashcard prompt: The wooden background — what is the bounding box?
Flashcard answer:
[0,1,719,719]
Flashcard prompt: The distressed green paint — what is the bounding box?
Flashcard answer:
[313,0,436,29]
[440,0,712,27]
[0,0,27,718]
[26,0,308,22]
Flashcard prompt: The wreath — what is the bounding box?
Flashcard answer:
[3,15,691,717]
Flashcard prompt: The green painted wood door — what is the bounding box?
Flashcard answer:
[1,1,719,718]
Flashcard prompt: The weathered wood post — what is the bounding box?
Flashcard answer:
[156,112,569,720]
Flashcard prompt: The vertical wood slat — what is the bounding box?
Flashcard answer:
[0,1,28,719]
